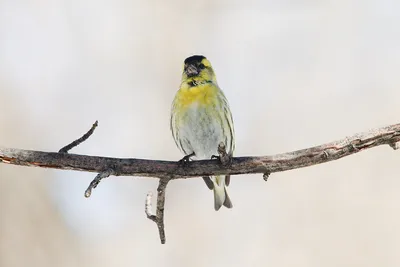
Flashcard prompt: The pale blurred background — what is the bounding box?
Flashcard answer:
[0,0,400,266]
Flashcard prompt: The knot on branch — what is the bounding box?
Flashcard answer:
[389,142,400,150]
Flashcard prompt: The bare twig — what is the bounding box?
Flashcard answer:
[145,192,156,220]
[57,120,110,198]
[144,179,170,244]
[59,121,98,153]
[263,172,270,181]
[84,168,114,198]
[389,142,400,150]
[1,122,400,244]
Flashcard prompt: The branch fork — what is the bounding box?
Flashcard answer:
[145,179,170,244]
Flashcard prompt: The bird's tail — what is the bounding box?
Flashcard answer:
[212,175,233,211]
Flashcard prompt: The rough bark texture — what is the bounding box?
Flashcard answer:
[1,123,399,179]
[1,122,400,244]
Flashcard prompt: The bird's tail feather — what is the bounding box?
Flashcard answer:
[223,186,233,208]
[212,175,233,211]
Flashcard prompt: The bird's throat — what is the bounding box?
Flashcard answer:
[177,81,218,108]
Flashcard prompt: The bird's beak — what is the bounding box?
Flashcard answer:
[184,64,199,77]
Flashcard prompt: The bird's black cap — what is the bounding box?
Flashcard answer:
[184,55,205,65]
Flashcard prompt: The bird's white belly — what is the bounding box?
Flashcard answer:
[179,103,226,160]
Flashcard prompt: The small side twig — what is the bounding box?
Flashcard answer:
[85,169,114,198]
[59,121,98,153]
[145,178,170,244]
[145,192,156,221]
[389,142,400,150]
[263,172,270,181]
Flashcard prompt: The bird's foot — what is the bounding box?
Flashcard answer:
[178,152,195,166]
[212,142,232,166]
[211,155,220,160]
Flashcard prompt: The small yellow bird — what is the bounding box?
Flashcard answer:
[170,55,235,210]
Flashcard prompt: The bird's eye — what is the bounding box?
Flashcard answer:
[198,63,205,69]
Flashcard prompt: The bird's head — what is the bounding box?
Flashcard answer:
[182,55,217,84]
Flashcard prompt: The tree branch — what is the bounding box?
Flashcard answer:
[58,121,98,153]
[145,179,169,244]
[1,122,400,244]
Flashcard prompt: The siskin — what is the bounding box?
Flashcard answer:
[170,55,235,210]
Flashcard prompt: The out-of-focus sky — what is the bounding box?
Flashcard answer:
[1,0,400,266]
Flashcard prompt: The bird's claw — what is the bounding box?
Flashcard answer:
[178,152,195,166]
[211,155,220,160]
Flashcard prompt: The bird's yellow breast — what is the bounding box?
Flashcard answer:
[175,83,219,109]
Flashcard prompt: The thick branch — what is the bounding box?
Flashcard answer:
[1,123,400,179]
[1,122,400,244]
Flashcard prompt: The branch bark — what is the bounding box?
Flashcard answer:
[145,179,169,244]
[1,122,400,244]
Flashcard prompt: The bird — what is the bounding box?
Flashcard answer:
[170,55,235,211]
